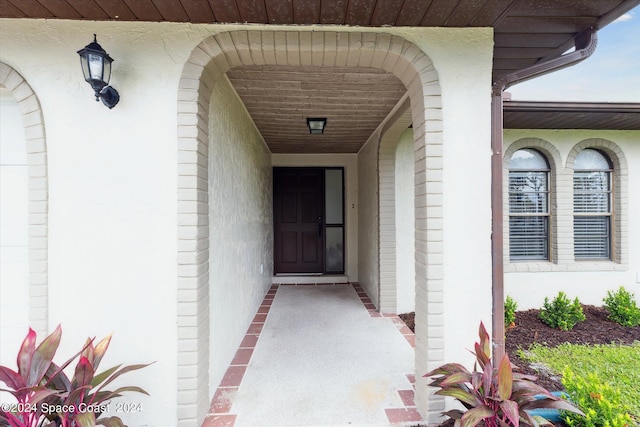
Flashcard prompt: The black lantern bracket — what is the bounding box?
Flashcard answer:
[77,34,120,109]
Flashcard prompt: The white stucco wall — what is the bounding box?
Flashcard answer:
[398,28,494,366]
[1,18,494,424]
[0,88,30,368]
[0,20,212,425]
[358,132,381,306]
[395,128,415,314]
[208,76,273,392]
[504,129,640,310]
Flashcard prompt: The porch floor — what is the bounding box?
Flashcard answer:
[202,283,422,427]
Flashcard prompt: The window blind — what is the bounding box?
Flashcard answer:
[573,170,611,259]
[509,170,549,260]
[509,216,549,260]
[574,216,610,259]
[573,172,610,213]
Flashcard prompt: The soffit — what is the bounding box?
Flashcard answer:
[504,101,640,130]
[3,0,637,84]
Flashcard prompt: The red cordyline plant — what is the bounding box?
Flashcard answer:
[424,322,584,427]
[0,325,152,427]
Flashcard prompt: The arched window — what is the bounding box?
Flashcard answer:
[508,149,550,260]
[573,149,612,259]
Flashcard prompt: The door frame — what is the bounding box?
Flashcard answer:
[273,166,345,275]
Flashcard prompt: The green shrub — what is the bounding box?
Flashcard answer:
[505,295,518,327]
[539,291,585,330]
[603,286,640,327]
[560,367,634,427]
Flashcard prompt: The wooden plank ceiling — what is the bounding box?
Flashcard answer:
[226,66,406,153]
[2,0,637,152]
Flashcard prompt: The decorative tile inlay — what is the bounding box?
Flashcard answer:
[406,374,415,386]
[239,334,259,349]
[246,323,264,335]
[230,348,254,365]
[398,389,416,407]
[201,414,237,427]
[209,388,238,413]
[219,366,247,387]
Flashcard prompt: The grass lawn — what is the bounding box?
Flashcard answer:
[519,341,640,417]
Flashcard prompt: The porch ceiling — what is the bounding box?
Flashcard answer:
[226,66,406,153]
[4,0,637,153]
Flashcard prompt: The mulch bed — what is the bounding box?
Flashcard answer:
[506,305,640,390]
[399,306,640,391]
[398,312,414,333]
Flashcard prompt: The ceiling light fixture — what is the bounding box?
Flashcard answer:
[77,34,120,109]
[306,118,327,135]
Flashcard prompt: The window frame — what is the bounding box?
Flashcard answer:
[573,149,614,261]
[508,148,551,261]
[503,136,628,273]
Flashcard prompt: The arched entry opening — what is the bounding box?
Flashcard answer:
[177,30,445,425]
[0,63,49,363]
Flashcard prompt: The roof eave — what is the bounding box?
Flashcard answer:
[504,101,640,115]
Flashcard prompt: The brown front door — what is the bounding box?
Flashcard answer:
[274,168,324,274]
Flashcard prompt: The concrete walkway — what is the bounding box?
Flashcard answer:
[202,283,423,427]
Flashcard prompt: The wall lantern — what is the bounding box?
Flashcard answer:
[306,118,327,134]
[77,34,119,109]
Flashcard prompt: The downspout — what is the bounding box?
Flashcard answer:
[490,28,598,364]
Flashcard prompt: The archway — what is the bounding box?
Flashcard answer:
[0,62,49,339]
[176,30,445,424]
